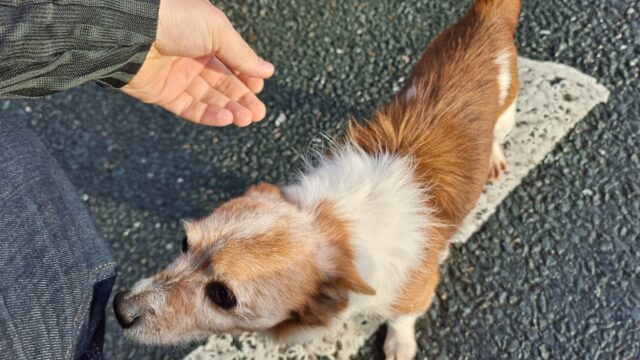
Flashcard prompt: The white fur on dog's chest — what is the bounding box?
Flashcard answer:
[285,144,435,316]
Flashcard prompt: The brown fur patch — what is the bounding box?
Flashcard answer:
[212,227,298,281]
[215,197,266,217]
[247,182,284,199]
[184,196,268,246]
[313,202,375,296]
[390,229,446,313]
[473,0,521,34]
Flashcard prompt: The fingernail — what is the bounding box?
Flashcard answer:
[260,59,275,72]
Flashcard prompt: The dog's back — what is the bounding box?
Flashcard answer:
[349,0,521,229]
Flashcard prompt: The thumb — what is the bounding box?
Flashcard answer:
[212,13,275,79]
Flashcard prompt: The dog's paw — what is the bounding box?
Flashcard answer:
[488,143,508,181]
[383,327,417,360]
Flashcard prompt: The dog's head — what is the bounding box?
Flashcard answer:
[113,183,374,345]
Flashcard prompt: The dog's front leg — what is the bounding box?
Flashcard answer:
[384,314,420,360]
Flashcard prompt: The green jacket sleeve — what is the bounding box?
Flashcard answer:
[0,0,159,98]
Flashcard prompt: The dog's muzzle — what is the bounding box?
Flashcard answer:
[113,290,145,329]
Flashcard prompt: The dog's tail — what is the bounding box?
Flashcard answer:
[472,0,521,34]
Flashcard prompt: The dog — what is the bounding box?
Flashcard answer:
[114,0,520,358]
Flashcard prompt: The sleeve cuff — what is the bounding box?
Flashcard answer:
[0,0,160,97]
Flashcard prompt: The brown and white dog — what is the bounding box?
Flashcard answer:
[114,0,521,358]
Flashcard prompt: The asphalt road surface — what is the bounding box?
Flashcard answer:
[1,0,638,359]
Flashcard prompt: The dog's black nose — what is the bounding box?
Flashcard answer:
[113,291,140,328]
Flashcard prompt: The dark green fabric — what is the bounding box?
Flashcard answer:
[0,0,159,98]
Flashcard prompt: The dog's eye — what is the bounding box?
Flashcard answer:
[206,281,237,310]
[182,235,189,253]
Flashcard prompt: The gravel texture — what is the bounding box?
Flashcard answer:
[0,0,638,359]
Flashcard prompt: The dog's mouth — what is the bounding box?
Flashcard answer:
[117,314,176,345]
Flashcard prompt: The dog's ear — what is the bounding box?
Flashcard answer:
[246,182,283,199]
[270,274,375,340]
[305,278,351,320]
[340,265,376,295]
[311,201,377,296]
[306,271,375,321]
[270,277,351,339]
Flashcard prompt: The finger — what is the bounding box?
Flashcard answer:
[188,76,258,125]
[209,57,265,94]
[225,101,253,127]
[201,106,234,126]
[212,13,275,79]
[202,58,253,100]
[162,92,195,117]
[185,101,234,127]
[163,92,233,126]
[200,61,266,122]
[209,74,265,122]
[188,74,264,127]
[186,76,230,107]
[237,74,264,94]
[237,92,267,122]
[180,100,209,124]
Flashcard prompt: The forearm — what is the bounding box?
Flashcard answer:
[0,0,159,98]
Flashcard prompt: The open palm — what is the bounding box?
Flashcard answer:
[122,0,274,127]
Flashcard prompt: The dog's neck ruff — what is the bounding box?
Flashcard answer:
[285,144,434,317]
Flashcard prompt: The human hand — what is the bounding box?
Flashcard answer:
[122,0,274,127]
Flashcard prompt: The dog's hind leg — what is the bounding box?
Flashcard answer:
[489,100,516,181]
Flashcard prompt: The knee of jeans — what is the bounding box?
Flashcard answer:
[0,118,115,273]
[0,119,51,166]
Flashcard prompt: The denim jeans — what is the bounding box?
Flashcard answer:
[0,119,116,359]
